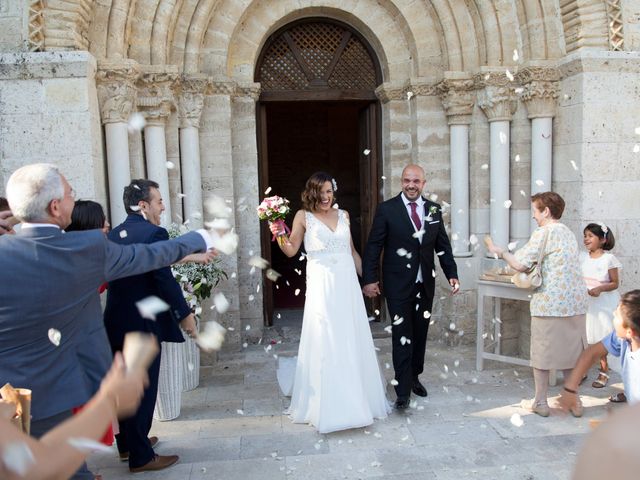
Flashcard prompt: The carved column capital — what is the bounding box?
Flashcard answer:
[96,60,141,124]
[516,67,561,119]
[137,67,179,125]
[405,78,439,98]
[375,83,405,103]
[232,82,261,101]
[437,75,475,125]
[475,71,518,122]
[178,74,210,129]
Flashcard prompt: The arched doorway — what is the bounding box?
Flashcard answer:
[255,18,383,326]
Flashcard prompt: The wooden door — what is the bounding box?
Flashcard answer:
[358,103,382,319]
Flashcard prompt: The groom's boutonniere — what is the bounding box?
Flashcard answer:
[428,205,438,216]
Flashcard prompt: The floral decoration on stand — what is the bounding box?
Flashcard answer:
[168,224,228,312]
[257,195,291,247]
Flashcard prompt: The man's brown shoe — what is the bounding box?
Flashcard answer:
[129,454,179,473]
[118,436,160,462]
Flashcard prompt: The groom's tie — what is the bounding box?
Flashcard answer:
[409,202,422,231]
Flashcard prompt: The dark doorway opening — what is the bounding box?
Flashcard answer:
[265,101,367,309]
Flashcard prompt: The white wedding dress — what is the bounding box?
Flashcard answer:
[278,210,390,433]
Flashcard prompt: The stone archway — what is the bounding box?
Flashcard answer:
[253,18,383,325]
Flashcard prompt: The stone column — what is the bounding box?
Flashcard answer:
[178,75,210,228]
[518,67,560,232]
[477,71,518,251]
[438,74,475,257]
[137,67,178,226]
[96,60,140,225]
[375,83,410,198]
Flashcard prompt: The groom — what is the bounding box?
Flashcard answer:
[362,164,459,410]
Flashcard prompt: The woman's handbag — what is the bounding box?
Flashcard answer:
[511,229,549,289]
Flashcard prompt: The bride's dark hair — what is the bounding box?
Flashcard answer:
[301,172,335,212]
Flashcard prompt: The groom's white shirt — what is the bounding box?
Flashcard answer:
[401,193,424,283]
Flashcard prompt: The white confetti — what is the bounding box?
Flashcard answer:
[363,149,371,156]
[449,322,456,330]
[196,321,226,351]
[119,230,128,238]
[635,126,640,135]
[248,256,269,269]
[266,269,281,282]
[535,179,544,187]
[390,379,399,386]
[48,328,61,346]
[245,325,251,331]
[188,362,194,371]
[135,296,169,320]
[205,218,231,230]
[634,144,640,154]
[210,230,239,255]
[423,310,431,319]
[504,200,512,208]
[393,317,404,326]
[507,241,518,251]
[213,292,230,314]
[512,49,519,61]
[432,269,436,278]
[237,409,244,415]
[510,413,524,427]
[166,161,175,170]
[570,160,578,171]
[381,175,387,180]
[129,205,141,212]
[242,342,248,348]
[412,229,425,241]
[67,437,112,453]
[520,190,526,197]
[177,193,186,198]
[505,69,514,81]
[396,248,408,257]
[429,193,438,202]
[1,442,35,476]
[294,289,301,296]
[204,195,232,218]
[127,112,146,133]
[480,163,488,170]
[469,234,478,245]
[406,91,414,100]
[499,131,507,144]
[264,186,272,195]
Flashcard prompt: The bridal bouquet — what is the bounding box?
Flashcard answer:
[257,195,291,247]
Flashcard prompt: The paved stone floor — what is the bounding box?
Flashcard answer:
[91,312,625,479]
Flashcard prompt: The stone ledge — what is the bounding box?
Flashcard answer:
[558,50,640,78]
[0,51,96,80]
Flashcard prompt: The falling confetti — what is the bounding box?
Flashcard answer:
[499,131,507,144]
[294,289,301,296]
[204,195,232,218]
[363,149,371,156]
[510,413,524,427]
[429,193,438,202]
[393,317,404,326]
[535,179,544,187]
[570,160,578,171]
[481,164,488,170]
[266,269,281,282]
[197,321,226,351]
[119,230,128,238]
[67,437,112,453]
[1,442,35,476]
[504,200,512,208]
[48,328,61,346]
[237,409,244,415]
[248,256,269,269]
[406,91,414,100]
[264,186,272,195]
[469,234,478,245]
[423,310,431,319]
[515,154,521,162]
[166,161,175,170]
[396,248,408,257]
[633,144,640,153]
[520,190,526,197]
[505,69,514,81]
[135,296,169,320]
[449,322,456,330]
[127,112,146,133]
[213,292,229,314]
[211,231,239,255]
[635,126,640,135]
[507,241,518,251]
[512,49,519,61]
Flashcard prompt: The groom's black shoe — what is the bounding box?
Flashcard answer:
[394,398,410,410]
[412,380,428,397]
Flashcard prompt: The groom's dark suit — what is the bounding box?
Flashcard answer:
[363,193,458,401]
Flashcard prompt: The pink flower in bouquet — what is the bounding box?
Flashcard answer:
[257,195,291,246]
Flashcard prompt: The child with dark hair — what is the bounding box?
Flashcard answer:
[560,290,640,415]
[66,200,110,233]
[580,223,621,390]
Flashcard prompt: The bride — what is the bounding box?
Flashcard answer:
[270,172,390,434]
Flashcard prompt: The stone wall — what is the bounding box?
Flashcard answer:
[0,51,106,205]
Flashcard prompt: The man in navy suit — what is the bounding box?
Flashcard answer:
[104,179,196,473]
[0,164,210,479]
[362,164,459,410]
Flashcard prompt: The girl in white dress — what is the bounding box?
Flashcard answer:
[580,223,621,389]
[271,172,390,433]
